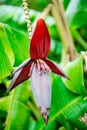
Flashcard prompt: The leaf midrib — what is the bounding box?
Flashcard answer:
[40,96,82,130]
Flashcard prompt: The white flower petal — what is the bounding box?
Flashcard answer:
[30,63,51,123]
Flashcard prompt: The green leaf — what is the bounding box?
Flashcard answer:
[4,24,29,66]
[0,23,14,65]
[0,96,11,112]
[0,24,12,79]
[66,0,87,28]
[28,122,37,130]
[0,21,29,79]
[62,0,70,9]
[5,101,30,130]
[5,82,31,130]
[63,56,87,95]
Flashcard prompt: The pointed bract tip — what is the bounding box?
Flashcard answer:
[39,106,50,125]
[6,89,9,94]
[63,74,70,80]
[6,87,12,94]
[44,59,70,80]
[67,76,70,80]
[42,113,49,125]
[37,18,45,24]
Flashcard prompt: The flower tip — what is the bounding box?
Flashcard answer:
[67,76,71,81]
[6,86,13,94]
[6,89,9,94]
[64,75,70,80]
[39,106,50,125]
[63,73,70,80]
[37,18,45,24]
[62,74,70,81]
[67,76,70,80]
[42,113,49,125]
[6,88,10,94]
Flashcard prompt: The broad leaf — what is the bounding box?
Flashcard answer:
[63,56,87,95]
[4,24,29,66]
[0,23,12,79]
[0,96,11,111]
[5,81,31,130]
[0,23,14,65]
[0,22,29,79]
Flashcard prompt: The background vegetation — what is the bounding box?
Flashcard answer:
[0,0,87,130]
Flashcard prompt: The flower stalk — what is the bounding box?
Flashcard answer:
[38,4,52,19]
[51,0,77,62]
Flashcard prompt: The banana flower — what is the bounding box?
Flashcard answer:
[7,18,68,124]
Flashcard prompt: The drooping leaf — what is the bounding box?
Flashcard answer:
[0,23,14,66]
[63,56,87,95]
[4,24,29,66]
[0,22,29,79]
[0,24,12,79]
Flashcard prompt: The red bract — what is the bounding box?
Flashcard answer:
[7,18,68,125]
[30,19,50,59]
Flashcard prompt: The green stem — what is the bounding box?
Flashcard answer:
[28,101,40,120]
[51,0,77,63]
[71,29,87,50]
[33,4,52,27]
[39,3,52,19]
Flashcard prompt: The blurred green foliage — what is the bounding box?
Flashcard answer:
[0,0,87,130]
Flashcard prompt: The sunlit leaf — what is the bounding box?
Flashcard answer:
[4,24,29,66]
[63,56,87,95]
[5,82,31,130]
[0,22,29,79]
[0,23,14,65]
[0,96,11,111]
[0,24,12,79]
